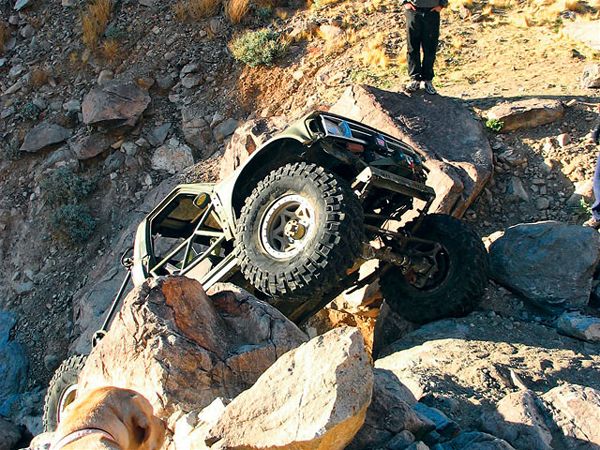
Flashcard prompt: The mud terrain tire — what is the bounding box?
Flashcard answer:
[43,354,87,432]
[380,214,488,324]
[236,162,364,301]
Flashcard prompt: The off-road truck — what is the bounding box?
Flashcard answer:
[44,111,488,431]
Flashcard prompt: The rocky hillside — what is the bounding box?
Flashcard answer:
[0,0,600,447]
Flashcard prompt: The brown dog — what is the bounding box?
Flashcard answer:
[51,387,165,450]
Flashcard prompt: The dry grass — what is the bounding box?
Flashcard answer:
[0,21,8,53]
[360,33,390,68]
[81,0,112,49]
[188,0,221,20]
[563,0,586,11]
[225,0,250,23]
[173,1,188,21]
[101,38,120,62]
[30,68,49,88]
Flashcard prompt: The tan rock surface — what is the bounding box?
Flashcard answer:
[206,327,373,450]
[77,278,307,421]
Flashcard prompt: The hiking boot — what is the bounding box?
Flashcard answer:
[583,217,600,229]
[405,80,421,92]
[423,80,437,95]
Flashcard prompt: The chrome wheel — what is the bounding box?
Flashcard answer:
[57,384,77,423]
[260,194,316,259]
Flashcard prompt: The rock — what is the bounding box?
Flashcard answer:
[406,442,429,450]
[556,311,600,343]
[20,24,35,39]
[0,311,28,416]
[0,418,21,450]
[19,123,71,153]
[413,404,459,438]
[372,301,416,359]
[213,118,240,143]
[387,430,416,450]
[63,99,81,113]
[581,64,600,89]
[556,133,570,147]
[206,327,372,450]
[219,116,287,180]
[151,137,194,174]
[147,122,171,147]
[564,21,600,52]
[535,197,550,210]
[541,383,600,447]
[174,398,228,450]
[77,278,307,421]
[69,132,112,160]
[329,85,493,217]
[439,432,515,450]
[181,105,212,153]
[348,365,430,450]
[82,80,150,127]
[485,99,564,132]
[375,312,600,431]
[121,141,137,156]
[481,390,552,450]
[156,74,176,90]
[488,221,600,308]
[97,69,114,84]
[181,74,202,89]
[506,177,529,202]
[13,0,31,10]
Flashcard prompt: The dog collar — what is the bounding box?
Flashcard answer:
[51,428,119,450]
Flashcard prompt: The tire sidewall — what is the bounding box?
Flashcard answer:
[43,355,86,432]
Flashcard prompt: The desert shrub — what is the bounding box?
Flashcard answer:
[81,0,112,49]
[101,39,120,62]
[229,29,286,67]
[0,21,8,54]
[30,68,49,88]
[485,118,504,132]
[51,204,97,244]
[226,0,250,23]
[21,102,41,121]
[188,0,221,20]
[41,167,95,206]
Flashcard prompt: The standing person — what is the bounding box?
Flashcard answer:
[403,0,447,95]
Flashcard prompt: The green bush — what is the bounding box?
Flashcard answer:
[21,102,41,121]
[485,118,504,133]
[230,29,286,67]
[41,167,95,206]
[51,204,97,244]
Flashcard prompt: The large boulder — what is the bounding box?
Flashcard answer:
[376,312,600,430]
[218,116,287,181]
[485,98,564,132]
[181,105,212,155]
[205,327,373,450]
[563,21,600,52]
[19,123,71,153]
[481,390,553,450]
[0,417,21,450]
[439,431,516,450]
[77,278,307,422]
[69,132,113,160]
[541,383,600,447]
[488,221,600,308]
[581,64,600,89]
[347,368,432,450]
[329,84,493,217]
[0,311,28,416]
[556,311,600,343]
[82,80,150,126]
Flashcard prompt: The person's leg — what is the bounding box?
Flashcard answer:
[405,9,423,83]
[421,10,440,83]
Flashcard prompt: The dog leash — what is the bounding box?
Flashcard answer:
[51,428,119,450]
